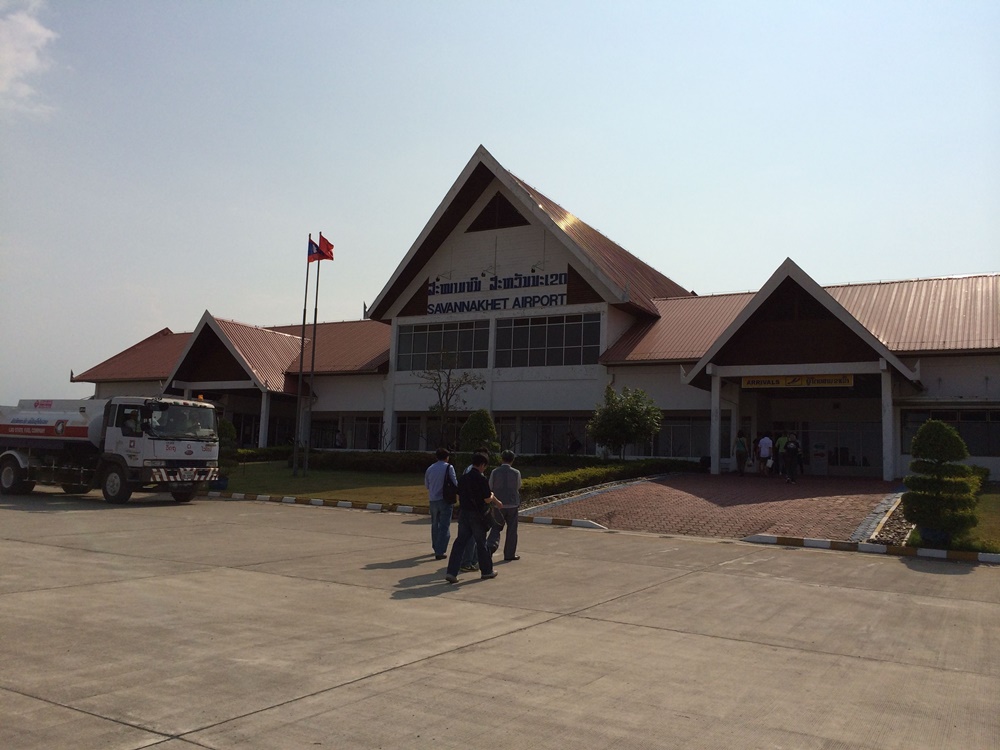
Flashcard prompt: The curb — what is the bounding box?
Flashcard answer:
[742,533,1000,565]
[205,491,606,530]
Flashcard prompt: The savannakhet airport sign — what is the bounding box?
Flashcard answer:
[426,269,569,315]
[742,374,854,388]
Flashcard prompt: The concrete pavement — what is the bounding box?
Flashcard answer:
[2,488,999,749]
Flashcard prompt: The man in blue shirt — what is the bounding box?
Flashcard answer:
[424,448,458,560]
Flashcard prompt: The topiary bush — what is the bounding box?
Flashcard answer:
[901,419,981,548]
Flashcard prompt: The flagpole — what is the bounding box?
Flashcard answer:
[292,234,311,476]
[305,252,323,472]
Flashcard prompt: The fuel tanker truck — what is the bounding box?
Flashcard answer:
[0,396,220,503]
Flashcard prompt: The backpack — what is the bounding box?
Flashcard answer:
[442,467,458,504]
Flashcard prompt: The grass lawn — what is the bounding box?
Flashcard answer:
[225,461,428,506]
[971,489,1000,549]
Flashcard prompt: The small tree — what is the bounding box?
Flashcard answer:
[459,409,500,462]
[216,417,239,481]
[901,419,980,547]
[415,354,485,449]
[586,385,662,460]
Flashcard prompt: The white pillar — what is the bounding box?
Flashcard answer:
[710,369,721,475]
[728,384,741,473]
[258,391,271,449]
[881,361,894,481]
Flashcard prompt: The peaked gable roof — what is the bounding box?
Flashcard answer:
[664,259,919,385]
[74,314,391,394]
[164,312,303,394]
[367,145,691,321]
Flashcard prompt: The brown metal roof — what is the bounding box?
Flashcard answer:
[506,172,692,315]
[73,328,190,383]
[602,293,754,363]
[271,320,390,375]
[605,273,1000,364]
[827,274,1000,354]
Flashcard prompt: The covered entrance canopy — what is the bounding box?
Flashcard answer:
[682,259,922,480]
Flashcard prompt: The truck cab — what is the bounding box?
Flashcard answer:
[99,398,221,502]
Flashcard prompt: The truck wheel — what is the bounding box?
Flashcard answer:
[61,484,90,495]
[1,457,33,495]
[102,466,132,504]
[171,488,197,503]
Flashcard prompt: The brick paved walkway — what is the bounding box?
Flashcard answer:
[528,474,903,540]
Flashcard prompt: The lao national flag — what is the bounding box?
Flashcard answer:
[318,233,334,261]
[308,238,322,263]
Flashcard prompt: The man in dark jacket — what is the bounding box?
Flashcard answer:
[445,453,503,583]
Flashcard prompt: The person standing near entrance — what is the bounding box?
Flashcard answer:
[784,434,801,484]
[733,430,750,476]
[445,454,503,583]
[775,432,789,477]
[424,448,457,560]
[757,432,773,476]
[486,450,522,560]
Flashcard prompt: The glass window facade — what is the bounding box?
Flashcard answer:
[495,313,601,368]
[396,321,490,371]
[901,409,1000,457]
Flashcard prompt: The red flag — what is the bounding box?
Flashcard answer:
[318,233,334,261]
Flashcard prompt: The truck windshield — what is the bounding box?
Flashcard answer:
[148,404,217,440]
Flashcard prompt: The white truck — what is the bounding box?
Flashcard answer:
[0,396,220,503]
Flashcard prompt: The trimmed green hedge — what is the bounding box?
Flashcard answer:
[232,449,702,492]
[237,446,294,463]
[520,458,704,501]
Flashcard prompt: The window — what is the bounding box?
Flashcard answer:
[901,409,1000,457]
[396,320,489,371]
[341,416,384,450]
[495,313,600,368]
[395,416,422,451]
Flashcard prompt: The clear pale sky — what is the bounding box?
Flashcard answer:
[1,0,997,406]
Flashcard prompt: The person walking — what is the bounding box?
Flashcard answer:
[486,450,522,561]
[784,433,801,484]
[424,448,457,560]
[445,454,503,584]
[757,432,773,476]
[733,430,750,476]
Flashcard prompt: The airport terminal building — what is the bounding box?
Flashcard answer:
[74,146,1000,480]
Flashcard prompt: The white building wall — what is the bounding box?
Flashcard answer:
[901,354,997,402]
[312,374,386,412]
[610,365,712,410]
[95,381,164,399]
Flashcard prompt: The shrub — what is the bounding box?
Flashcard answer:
[459,409,500,461]
[901,420,980,547]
